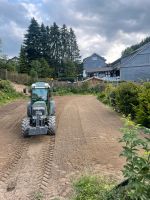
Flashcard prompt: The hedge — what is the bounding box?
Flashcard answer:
[97,82,150,128]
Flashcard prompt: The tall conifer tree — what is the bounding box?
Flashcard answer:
[19,18,81,78]
[69,28,80,63]
[19,45,28,73]
[23,18,41,62]
[50,22,61,76]
[40,23,47,58]
[44,26,52,63]
[60,24,70,61]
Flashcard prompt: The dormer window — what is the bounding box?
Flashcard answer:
[92,56,97,60]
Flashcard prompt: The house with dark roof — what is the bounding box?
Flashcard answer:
[83,42,150,82]
[119,42,150,81]
[8,56,19,63]
[110,42,150,81]
[83,53,119,79]
[83,53,106,69]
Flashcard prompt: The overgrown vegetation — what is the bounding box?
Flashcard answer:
[117,119,150,200]
[54,81,149,128]
[72,175,114,200]
[107,120,150,200]
[72,119,150,200]
[135,82,150,127]
[0,79,24,105]
[97,82,150,128]
[53,82,105,96]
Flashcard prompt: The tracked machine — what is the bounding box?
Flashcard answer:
[21,82,56,137]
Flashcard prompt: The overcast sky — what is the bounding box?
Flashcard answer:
[0,0,150,62]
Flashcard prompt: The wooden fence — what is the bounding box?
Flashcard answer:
[0,69,110,88]
[0,69,31,85]
[0,69,73,87]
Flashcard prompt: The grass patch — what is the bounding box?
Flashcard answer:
[33,191,43,200]
[0,79,25,106]
[72,175,115,200]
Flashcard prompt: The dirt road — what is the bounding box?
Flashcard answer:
[0,96,124,200]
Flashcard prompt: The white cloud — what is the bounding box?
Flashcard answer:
[105,42,126,63]
[74,28,107,58]
[75,27,149,62]
[10,21,25,39]
[1,0,150,62]
[0,21,25,57]
[21,2,43,23]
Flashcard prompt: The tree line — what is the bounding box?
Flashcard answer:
[122,36,150,57]
[19,18,83,79]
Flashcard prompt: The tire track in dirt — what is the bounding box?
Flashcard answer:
[45,97,90,199]
[0,140,28,182]
[0,135,55,200]
[0,97,71,200]
[37,97,73,199]
[44,96,125,200]
[39,136,55,192]
[0,100,30,200]
[0,96,125,200]
[0,100,27,178]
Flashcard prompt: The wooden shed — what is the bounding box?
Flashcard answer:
[82,76,103,87]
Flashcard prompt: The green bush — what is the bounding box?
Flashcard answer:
[72,175,114,200]
[97,82,150,128]
[97,92,109,104]
[53,83,104,96]
[0,79,15,93]
[0,79,24,104]
[135,84,150,128]
[55,87,73,96]
[143,82,150,89]
[115,82,139,118]
[97,84,117,106]
[119,119,150,200]
[105,84,116,106]
[57,77,75,82]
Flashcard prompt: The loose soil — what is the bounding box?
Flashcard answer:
[11,82,27,93]
[0,96,125,200]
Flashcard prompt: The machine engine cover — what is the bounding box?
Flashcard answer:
[32,101,47,116]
